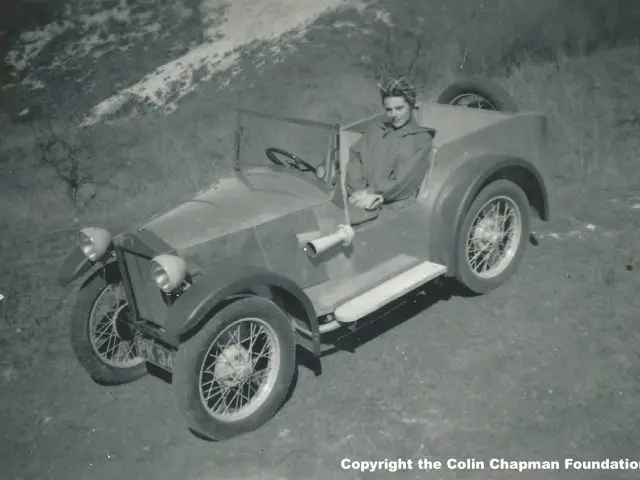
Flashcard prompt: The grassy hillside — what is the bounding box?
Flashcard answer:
[1,0,639,234]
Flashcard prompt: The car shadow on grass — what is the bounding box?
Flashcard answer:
[314,233,541,362]
[295,276,480,375]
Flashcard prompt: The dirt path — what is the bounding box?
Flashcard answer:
[2,195,639,480]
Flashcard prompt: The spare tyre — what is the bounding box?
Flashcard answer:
[436,78,519,112]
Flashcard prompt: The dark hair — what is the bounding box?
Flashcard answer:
[378,77,417,107]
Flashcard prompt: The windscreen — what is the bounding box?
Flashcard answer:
[234,109,338,174]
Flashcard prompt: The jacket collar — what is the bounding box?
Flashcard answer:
[380,116,435,137]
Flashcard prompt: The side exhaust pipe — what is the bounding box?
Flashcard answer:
[303,224,354,258]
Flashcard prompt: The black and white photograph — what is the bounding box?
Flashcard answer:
[1,0,639,478]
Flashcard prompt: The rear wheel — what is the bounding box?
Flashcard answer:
[437,78,519,112]
[454,179,531,293]
[172,296,296,441]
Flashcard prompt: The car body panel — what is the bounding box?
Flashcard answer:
[161,263,320,355]
[60,96,551,359]
[417,104,550,200]
[142,167,331,252]
[414,105,550,267]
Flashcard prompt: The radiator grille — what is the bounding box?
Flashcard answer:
[122,250,168,325]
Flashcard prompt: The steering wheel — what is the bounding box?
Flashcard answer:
[265,147,316,172]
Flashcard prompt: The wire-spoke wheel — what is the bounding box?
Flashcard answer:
[199,317,280,422]
[172,296,296,441]
[88,282,144,368]
[70,268,148,385]
[436,78,519,113]
[466,195,522,279]
[447,93,499,110]
[455,180,531,293]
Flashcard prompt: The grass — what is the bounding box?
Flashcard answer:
[1,0,639,369]
[503,45,640,191]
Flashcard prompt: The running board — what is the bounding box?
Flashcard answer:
[333,261,447,323]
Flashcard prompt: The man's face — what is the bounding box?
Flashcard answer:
[383,96,412,129]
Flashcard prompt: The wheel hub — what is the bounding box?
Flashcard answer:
[214,345,252,387]
[113,304,135,341]
[474,216,501,245]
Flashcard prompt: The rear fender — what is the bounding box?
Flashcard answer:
[430,155,549,270]
[164,263,320,357]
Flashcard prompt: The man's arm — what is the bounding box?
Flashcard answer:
[374,133,433,201]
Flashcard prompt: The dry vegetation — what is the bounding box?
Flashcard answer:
[0,0,639,366]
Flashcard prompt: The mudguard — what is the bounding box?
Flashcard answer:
[164,263,321,356]
[58,246,115,287]
[429,155,549,269]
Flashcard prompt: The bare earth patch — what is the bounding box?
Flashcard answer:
[0,191,638,480]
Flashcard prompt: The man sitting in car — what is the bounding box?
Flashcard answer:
[346,77,435,211]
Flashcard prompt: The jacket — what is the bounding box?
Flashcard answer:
[345,116,435,202]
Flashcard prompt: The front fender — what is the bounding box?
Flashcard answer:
[429,155,549,269]
[164,263,320,356]
[58,246,115,287]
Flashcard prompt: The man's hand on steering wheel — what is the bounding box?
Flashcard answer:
[265,147,316,172]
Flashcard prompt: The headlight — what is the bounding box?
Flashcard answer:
[150,254,187,293]
[78,227,112,261]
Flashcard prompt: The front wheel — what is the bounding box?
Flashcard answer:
[454,179,531,293]
[172,296,296,441]
[70,269,148,385]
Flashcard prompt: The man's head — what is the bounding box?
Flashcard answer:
[378,77,417,129]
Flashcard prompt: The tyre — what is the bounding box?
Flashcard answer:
[436,78,519,112]
[172,296,296,441]
[70,268,148,385]
[454,179,531,293]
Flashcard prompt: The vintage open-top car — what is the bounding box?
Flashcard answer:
[58,78,550,441]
